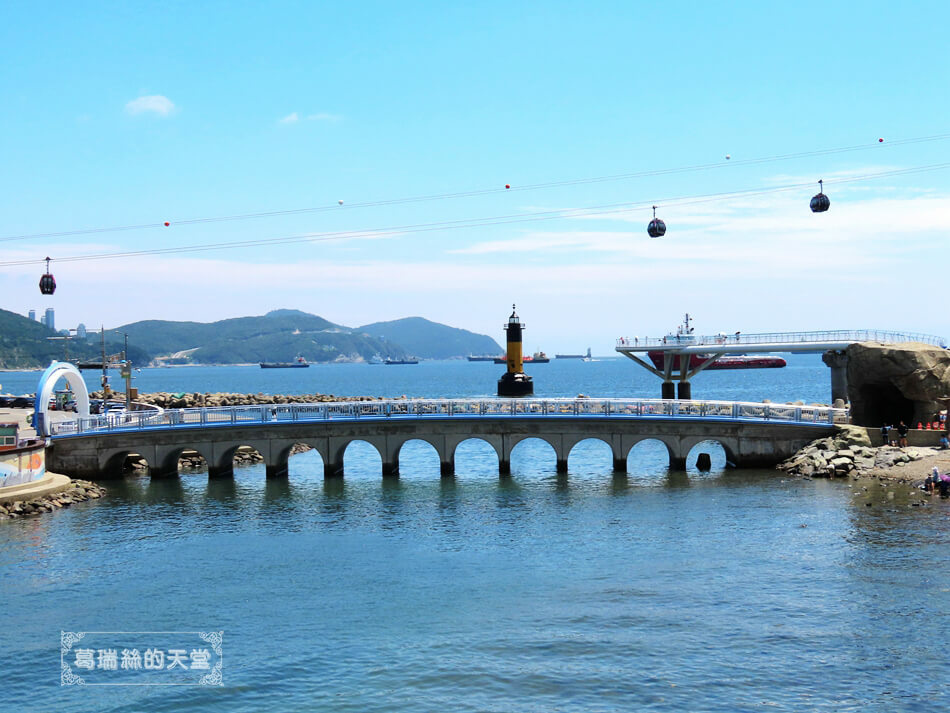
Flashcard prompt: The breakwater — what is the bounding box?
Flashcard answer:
[0,479,105,519]
[92,391,401,409]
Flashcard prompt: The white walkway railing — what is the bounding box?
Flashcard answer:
[49,398,846,437]
[617,329,946,350]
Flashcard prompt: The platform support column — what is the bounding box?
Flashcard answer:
[661,382,675,400]
[677,381,691,400]
[822,350,849,405]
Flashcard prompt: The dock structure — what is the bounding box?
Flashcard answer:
[616,329,947,401]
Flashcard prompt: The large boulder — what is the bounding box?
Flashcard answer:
[846,342,950,426]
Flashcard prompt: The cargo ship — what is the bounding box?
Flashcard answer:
[260,356,309,369]
[493,351,550,364]
[467,355,501,362]
[555,348,592,360]
[645,315,785,370]
[646,353,786,370]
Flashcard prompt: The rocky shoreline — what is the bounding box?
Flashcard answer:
[778,425,950,507]
[0,480,106,520]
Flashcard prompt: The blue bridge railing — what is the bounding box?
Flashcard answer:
[49,398,847,437]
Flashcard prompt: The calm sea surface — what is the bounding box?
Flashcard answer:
[2,357,948,712]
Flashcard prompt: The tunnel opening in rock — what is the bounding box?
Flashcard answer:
[857,382,914,426]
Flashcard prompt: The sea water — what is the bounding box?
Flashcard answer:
[1,357,948,712]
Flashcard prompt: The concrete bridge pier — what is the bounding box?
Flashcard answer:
[209,464,233,479]
[612,456,627,472]
[324,461,344,478]
[266,463,288,479]
[822,350,850,405]
[440,460,455,477]
[669,455,688,471]
[556,459,568,474]
[499,460,511,476]
[382,461,399,478]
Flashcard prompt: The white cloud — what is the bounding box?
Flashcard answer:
[125,95,175,117]
[278,112,299,124]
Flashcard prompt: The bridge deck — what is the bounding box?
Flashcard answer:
[50,398,846,438]
[616,329,946,355]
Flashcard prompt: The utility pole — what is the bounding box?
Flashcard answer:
[122,332,132,410]
[100,326,111,401]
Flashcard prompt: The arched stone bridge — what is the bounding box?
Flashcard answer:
[46,399,843,479]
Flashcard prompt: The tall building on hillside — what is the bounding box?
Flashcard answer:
[44,308,55,332]
[76,323,87,339]
[28,309,36,321]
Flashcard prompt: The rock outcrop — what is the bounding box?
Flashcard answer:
[845,342,950,426]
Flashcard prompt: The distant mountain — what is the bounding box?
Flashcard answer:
[0,307,147,370]
[358,317,503,359]
[106,310,407,365]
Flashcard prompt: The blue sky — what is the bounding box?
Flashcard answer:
[2,1,949,352]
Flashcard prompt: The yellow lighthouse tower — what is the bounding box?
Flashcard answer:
[497,304,534,397]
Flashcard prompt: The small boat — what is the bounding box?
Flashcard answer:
[384,358,419,365]
[260,356,309,369]
[467,355,502,362]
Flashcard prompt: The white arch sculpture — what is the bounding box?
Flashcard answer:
[33,361,90,437]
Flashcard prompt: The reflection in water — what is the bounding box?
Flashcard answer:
[664,471,692,489]
[263,477,292,503]
[143,475,187,505]
[205,476,239,503]
[608,472,630,496]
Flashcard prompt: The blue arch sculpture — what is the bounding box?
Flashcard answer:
[33,361,90,437]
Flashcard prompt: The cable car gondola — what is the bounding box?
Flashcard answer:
[810,179,830,213]
[39,256,56,295]
[647,205,666,238]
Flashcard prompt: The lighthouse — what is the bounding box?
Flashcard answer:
[497,305,534,397]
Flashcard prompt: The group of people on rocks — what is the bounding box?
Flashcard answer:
[925,467,950,497]
[879,421,911,448]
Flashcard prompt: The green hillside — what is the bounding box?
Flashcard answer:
[358,317,503,359]
[0,307,147,369]
[107,310,406,364]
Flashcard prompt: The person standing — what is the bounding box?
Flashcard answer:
[897,420,909,448]
[880,423,891,446]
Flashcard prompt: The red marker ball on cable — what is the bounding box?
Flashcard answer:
[164,221,170,226]
[878,138,884,143]
[505,184,510,189]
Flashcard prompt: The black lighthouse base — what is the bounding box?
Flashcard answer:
[498,372,533,397]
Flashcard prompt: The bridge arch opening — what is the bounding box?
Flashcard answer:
[396,439,441,480]
[177,450,209,473]
[285,443,323,480]
[567,438,614,477]
[453,438,501,478]
[342,440,383,480]
[509,437,558,476]
[685,440,730,475]
[626,439,676,477]
[102,450,151,478]
[224,445,264,472]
